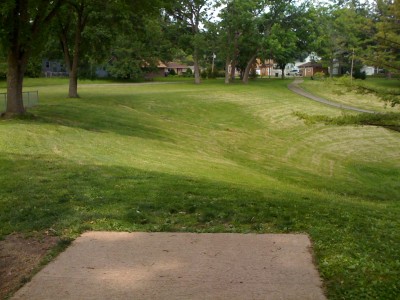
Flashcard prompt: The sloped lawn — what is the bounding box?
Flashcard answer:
[1,78,399,299]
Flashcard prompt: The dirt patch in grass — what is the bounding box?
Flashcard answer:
[0,233,59,299]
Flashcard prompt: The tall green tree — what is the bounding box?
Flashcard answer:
[56,0,126,97]
[167,0,211,84]
[366,0,400,73]
[315,1,373,77]
[266,1,317,79]
[0,0,65,116]
[107,14,174,80]
[217,0,261,83]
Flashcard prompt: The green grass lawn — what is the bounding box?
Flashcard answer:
[1,78,399,299]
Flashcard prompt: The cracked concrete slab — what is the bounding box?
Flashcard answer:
[12,232,326,300]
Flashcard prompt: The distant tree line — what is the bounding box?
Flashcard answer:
[0,0,399,115]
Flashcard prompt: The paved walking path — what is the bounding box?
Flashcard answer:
[288,79,376,114]
[12,232,326,300]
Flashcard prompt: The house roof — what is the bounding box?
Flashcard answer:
[166,62,189,69]
[256,58,274,67]
[141,60,167,69]
[298,62,322,68]
[158,61,167,68]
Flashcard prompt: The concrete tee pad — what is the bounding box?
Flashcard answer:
[12,232,326,300]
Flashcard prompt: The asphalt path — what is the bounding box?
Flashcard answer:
[288,79,376,114]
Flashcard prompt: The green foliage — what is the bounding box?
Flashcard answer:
[249,68,258,79]
[314,3,374,77]
[338,77,400,107]
[312,72,327,80]
[182,68,193,78]
[365,0,400,72]
[0,61,6,79]
[200,69,208,79]
[353,69,366,80]
[107,12,175,81]
[25,57,43,78]
[166,0,211,82]
[294,111,400,131]
[210,68,219,79]
[185,68,192,75]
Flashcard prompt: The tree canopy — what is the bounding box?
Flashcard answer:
[1,0,399,115]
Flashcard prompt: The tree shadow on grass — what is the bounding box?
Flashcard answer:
[0,153,397,237]
[1,153,399,298]
[24,102,173,142]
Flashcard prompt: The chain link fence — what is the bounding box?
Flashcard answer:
[0,91,39,114]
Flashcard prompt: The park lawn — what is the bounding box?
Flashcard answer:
[300,77,400,113]
[0,78,399,299]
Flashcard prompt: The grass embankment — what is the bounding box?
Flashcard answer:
[299,77,400,131]
[300,77,400,113]
[0,78,399,299]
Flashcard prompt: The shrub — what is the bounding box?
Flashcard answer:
[354,69,366,80]
[183,68,193,77]
[206,68,219,79]
[0,62,6,79]
[25,58,42,78]
[293,111,400,131]
[217,70,225,78]
[250,68,258,79]
[312,72,326,81]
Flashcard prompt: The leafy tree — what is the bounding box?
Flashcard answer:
[217,0,316,82]
[106,3,175,80]
[315,1,373,77]
[55,0,126,97]
[268,24,297,78]
[366,0,400,73]
[266,1,318,79]
[217,0,261,83]
[237,2,269,83]
[167,0,211,84]
[0,0,65,116]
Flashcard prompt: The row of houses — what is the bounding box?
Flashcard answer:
[42,57,379,79]
[254,59,326,77]
[42,59,192,78]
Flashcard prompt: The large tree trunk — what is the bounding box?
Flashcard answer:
[230,31,240,81]
[193,48,201,84]
[68,20,83,98]
[224,57,231,84]
[60,30,79,98]
[242,54,257,84]
[329,59,334,78]
[3,0,63,117]
[59,5,85,98]
[230,60,236,81]
[68,32,80,98]
[69,68,79,98]
[5,51,27,115]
